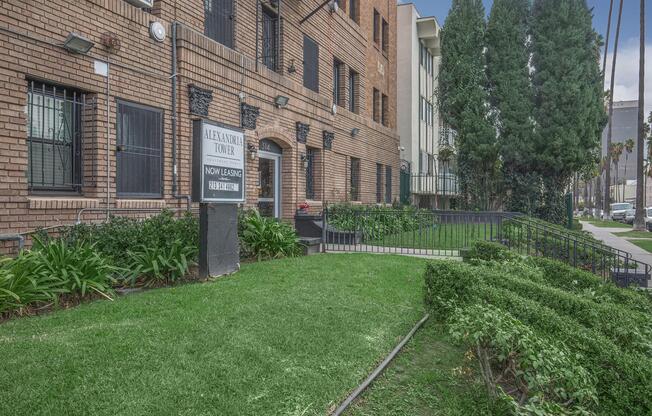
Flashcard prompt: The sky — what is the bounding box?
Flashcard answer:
[403,0,651,115]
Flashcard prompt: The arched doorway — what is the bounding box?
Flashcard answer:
[258,139,283,217]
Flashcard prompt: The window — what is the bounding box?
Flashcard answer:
[261,5,279,71]
[420,96,433,125]
[204,0,234,48]
[385,165,392,203]
[27,81,84,193]
[333,58,344,107]
[373,9,380,44]
[303,34,319,93]
[373,88,380,123]
[349,0,359,24]
[420,44,433,75]
[350,157,360,201]
[348,69,359,113]
[376,163,383,203]
[116,101,163,198]
[381,93,389,126]
[306,148,316,200]
[381,18,389,54]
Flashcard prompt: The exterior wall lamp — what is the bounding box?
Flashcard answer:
[63,33,94,54]
[275,95,290,108]
[300,152,308,168]
[351,128,360,138]
[247,143,257,160]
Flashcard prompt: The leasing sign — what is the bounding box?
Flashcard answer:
[192,120,245,203]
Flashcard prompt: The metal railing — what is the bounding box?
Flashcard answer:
[322,207,650,288]
[411,173,459,196]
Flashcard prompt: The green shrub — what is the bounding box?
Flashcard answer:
[423,261,652,415]
[449,304,597,415]
[29,238,116,299]
[125,240,195,287]
[464,240,516,262]
[59,210,199,268]
[239,210,300,260]
[423,261,480,319]
[0,255,63,314]
[327,203,432,240]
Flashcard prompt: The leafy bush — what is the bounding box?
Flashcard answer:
[125,240,195,287]
[59,210,199,268]
[0,238,115,315]
[464,240,517,262]
[327,203,432,240]
[239,210,300,260]
[423,260,652,415]
[30,238,115,299]
[0,255,62,314]
[449,304,597,415]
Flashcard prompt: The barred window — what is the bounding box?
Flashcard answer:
[348,69,359,114]
[373,9,380,44]
[381,93,389,126]
[373,88,380,123]
[261,5,279,72]
[350,157,360,201]
[376,163,383,203]
[116,101,163,198]
[306,148,316,200]
[385,165,392,203]
[349,0,359,24]
[204,0,234,48]
[382,18,389,54]
[27,81,84,193]
[303,35,320,93]
[333,58,345,107]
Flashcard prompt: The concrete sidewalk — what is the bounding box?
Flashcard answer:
[580,221,652,266]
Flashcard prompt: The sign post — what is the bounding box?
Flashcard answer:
[192,120,245,278]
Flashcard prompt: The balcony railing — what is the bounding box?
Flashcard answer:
[411,173,459,196]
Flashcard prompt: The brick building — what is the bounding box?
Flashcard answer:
[0,0,399,247]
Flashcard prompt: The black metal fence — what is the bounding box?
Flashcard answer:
[322,207,650,288]
[322,208,513,257]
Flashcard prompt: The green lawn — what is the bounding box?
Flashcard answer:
[629,239,652,253]
[369,223,497,250]
[0,254,450,416]
[582,218,631,229]
[613,230,652,239]
[345,322,498,416]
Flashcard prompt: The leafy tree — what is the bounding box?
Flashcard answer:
[486,0,538,214]
[438,0,500,210]
[622,138,634,201]
[530,0,607,223]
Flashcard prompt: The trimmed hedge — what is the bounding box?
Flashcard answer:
[424,260,652,415]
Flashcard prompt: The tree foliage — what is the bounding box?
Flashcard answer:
[438,0,500,210]
[530,0,607,223]
[486,0,538,214]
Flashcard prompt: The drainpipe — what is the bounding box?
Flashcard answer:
[106,57,111,220]
[171,21,191,210]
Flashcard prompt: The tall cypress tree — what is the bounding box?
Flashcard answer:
[530,0,606,223]
[486,0,537,214]
[438,0,499,210]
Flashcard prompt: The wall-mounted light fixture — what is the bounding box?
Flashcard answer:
[351,128,360,138]
[398,146,405,152]
[63,33,94,54]
[300,152,308,168]
[275,95,290,108]
[247,143,257,160]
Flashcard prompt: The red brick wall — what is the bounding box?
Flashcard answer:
[0,0,400,251]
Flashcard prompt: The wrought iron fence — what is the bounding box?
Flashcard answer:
[323,208,511,257]
[322,207,650,288]
[411,173,459,196]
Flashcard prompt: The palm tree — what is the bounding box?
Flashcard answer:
[602,0,615,82]
[623,138,634,201]
[610,142,624,202]
[604,0,624,216]
[634,0,646,230]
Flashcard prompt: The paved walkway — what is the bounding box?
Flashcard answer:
[580,221,652,266]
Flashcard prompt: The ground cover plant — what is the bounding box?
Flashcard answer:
[0,254,432,416]
[580,217,631,229]
[613,230,652,238]
[628,239,652,254]
[238,209,301,260]
[424,242,652,415]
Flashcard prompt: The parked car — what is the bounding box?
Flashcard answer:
[625,209,635,224]
[645,208,652,231]
[610,203,633,222]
